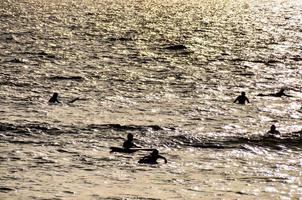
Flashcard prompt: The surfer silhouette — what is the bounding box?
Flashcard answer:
[234,92,250,104]
[123,133,140,149]
[257,88,293,97]
[110,133,156,153]
[138,149,167,164]
[48,92,81,104]
[267,125,280,135]
[49,92,61,103]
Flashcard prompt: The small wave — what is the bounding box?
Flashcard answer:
[0,122,66,137]
[87,123,167,132]
[4,58,27,64]
[170,132,302,149]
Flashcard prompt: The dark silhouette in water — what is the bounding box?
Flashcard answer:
[110,147,155,154]
[267,125,280,135]
[49,93,81,104]
[110,133,154,153]
[123,133,140,149]
[138,149,167,164]
[257,88,293,97]
[234,92,250,104]
[49,92,61,103]
[165,44,187,50]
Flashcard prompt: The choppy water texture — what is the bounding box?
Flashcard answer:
[1,0,302,199]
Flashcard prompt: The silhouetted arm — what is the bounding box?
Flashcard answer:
[246,97,250,103]
[158,155,167,163]
[132,143,141,148]
[233,97,238,103]
[123,141,141,149]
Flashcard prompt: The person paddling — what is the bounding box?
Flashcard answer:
[138,149,167,164]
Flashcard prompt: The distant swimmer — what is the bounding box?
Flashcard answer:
[123,133,140,149]
[267,125,280,135]
[257,88,293,97]
[138,149,167,164]
[49,92,61,104]
[234,92,250,104]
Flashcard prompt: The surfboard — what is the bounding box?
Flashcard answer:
[110,147,155,153]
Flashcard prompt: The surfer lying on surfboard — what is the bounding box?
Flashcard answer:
[257,88,293,97]
[48,92,82,104]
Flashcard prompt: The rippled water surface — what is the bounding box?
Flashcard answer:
[0,0,302,199]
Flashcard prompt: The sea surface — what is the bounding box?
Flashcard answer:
[0,0,302,199]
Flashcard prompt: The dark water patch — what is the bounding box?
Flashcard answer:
[87,123,166,132]
[82,168,98,171]
[0,156,7,162]
[0,13,15,19]
[63,190,76,194]
[0,123,16,132]
[0,80,33,87]
[238,72,255,77]
[97,196,161,200]
[48,75,85,81]
[164,44,187,50]
[94,197,121,200]
[266,59,282,65]
[229,58,283,66]
[290,56,302,62]
[238,176,288,183]
[4,57,27,64]
[56,148,79,154]
[7,156,22,161]
[25,51,57,59]
[0,174,21,181]
[33,156,56,164]
[108,36,134,42]
[1,138,63,147]
[170,132,302,149]
[0,33,18,41]
[69,153,114,166]
[93,197,129,200]
[34,160,56,164]
[0,186,15,193]
[0,122,69,136]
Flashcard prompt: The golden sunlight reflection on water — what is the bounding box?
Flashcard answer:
[0,0,302,199]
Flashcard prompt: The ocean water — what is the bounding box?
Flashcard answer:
[0,0,302,199]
